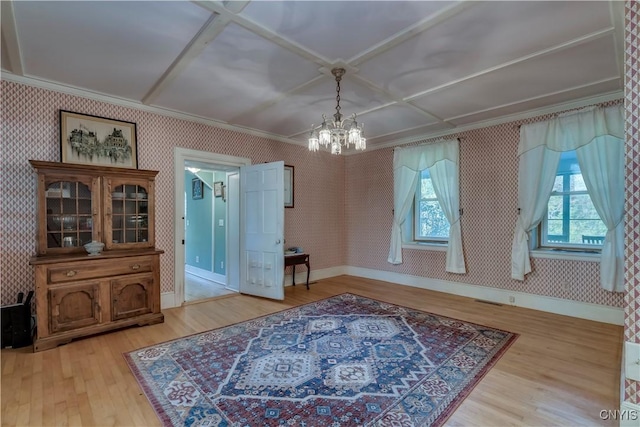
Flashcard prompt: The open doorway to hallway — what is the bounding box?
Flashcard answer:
[174,148,251,306]
[184,161,237,302]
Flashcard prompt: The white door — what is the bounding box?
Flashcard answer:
[239,161,284,300]
[227,171,240,291]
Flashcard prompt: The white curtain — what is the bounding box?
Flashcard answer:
[576,136,625,292]
[388,139,465,274]
[511,146,561,280]
[511,105,625,290]
[429,159,466,273]
[388,165,420,264]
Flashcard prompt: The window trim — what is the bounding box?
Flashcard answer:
[530,248,601,262]
[538,155,604,253]
[412,169,449,243]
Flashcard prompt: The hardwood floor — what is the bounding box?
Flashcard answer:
[184,273,235,302]
[1,276,623,426]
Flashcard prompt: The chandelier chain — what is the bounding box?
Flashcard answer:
[334,76,341,122]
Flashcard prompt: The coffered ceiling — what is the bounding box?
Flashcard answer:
[1,1,625,151]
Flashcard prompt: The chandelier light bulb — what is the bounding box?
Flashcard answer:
[308,129,319,152]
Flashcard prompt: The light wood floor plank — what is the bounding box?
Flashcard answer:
[1,276,622,426]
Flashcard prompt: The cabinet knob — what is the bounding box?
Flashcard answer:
[66,270,77,277]
[131,264,140,270]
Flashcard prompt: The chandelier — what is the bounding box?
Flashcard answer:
[308,68,366,155]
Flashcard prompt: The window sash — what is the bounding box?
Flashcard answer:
[540,171,604,250]
[413,172,449,242]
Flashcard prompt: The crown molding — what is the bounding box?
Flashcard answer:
[3,72,623,157]
[1,72,302,148]
[346,89,624,155]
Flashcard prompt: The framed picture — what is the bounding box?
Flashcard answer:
[192,178,204,200]
[59,110,138,169]
[214,181,224,197]
[284,165,294,208]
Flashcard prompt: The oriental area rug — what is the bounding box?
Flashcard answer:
[124,293,517,427]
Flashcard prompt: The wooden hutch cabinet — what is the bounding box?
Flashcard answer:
[29,160,164,352]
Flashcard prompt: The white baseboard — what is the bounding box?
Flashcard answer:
[185,264,226,285]
[165,265,623,325]
[284,266,347,287]
[161,292,176,309]
[344,266,623,325]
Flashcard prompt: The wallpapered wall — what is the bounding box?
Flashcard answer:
[0,80,346,303]
[344,101,624,309]
[624,0,639,406]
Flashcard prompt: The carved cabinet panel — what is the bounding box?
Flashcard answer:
[49,282,101,333]
[111,274,154,321]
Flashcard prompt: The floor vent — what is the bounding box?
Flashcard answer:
[474,299,503,307]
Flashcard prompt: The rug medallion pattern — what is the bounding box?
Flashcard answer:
[125,294,517,426]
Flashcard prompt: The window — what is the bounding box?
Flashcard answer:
[413,169,449,242]
[540,151,606,250]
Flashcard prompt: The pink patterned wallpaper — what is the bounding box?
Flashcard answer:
[345,102,624,309]
[0,80,345,302]
[624,0,640,406]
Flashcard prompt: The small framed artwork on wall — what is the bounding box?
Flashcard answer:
[192,178,203,200]
[284,165,294,208]
[59,110,138,169]
[214,181,224,197]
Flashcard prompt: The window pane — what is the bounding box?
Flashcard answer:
[547,220,564,237]
[420,170,436,199]
[547,195,564,220]
[417,200,449,239]
[569,220,608,244]
[570,174,587,191]
[552,175,564,192]
[541,150,606,247]
[570,194,600,219]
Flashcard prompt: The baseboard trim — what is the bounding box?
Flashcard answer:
[185,265,225,286]
[344,266,623,325]
[161,292,176,310]
[285,266,347,287]
[166,265,622,324]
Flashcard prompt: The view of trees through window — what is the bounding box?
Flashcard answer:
[415,170,449,240]
[544,156,607,246]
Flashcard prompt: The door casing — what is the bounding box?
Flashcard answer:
[173,148,250,305]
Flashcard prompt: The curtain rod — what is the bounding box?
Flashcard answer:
[392,137,464,151]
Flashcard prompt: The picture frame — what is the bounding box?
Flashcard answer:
[213,181,224,197]
[192,178,204,200]
[59,110,138,169]
[284,165,294,208]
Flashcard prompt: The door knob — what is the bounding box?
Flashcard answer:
[276,239,281,244]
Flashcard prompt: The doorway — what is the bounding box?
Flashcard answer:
[174,148,251,305]
[184,163,234,302]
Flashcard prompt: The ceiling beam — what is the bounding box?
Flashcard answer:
[404,28,616,103]
[1,0,24,75]
[142,1,252,104]
[349,1,478,66]
[194,0,331,69]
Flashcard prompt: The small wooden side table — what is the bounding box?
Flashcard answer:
[284,253,310,290]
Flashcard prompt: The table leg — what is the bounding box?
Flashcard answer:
[292,265,296,286]
[305,259,310,290]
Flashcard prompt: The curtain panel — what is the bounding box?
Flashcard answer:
[511,104,625,292]
[388,139,465,274]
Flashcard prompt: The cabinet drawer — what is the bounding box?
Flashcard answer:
[47,257,154,284]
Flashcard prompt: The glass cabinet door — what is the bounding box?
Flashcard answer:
[111,184,149,244]
[45,180,97,251]
[105,176,154,250]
